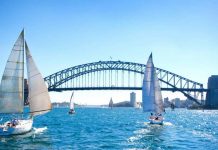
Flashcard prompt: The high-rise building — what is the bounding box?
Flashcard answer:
[164,97,170,107]
[206,75,218,108]
[171,98,181,108]
[185,99,194,107]
[130,92,137,107]
[174,98,181,108]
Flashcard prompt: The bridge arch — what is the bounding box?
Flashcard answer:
[44,61,206,105]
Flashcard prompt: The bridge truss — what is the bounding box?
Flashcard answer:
[44,61,207,105]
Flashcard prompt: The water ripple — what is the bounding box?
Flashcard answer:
[0,108,218,149]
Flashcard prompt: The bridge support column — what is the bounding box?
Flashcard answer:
[205,75,218,109]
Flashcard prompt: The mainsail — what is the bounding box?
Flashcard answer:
[142,54,164,114]
[70,92,74,110]
[0,30,24,113]
[25,42,51,116]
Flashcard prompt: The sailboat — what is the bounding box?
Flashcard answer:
[109,97,113,109]
[136,102,142,109]
[69,92,75,114]
[142,53,164,125]
[170,103,175,111]
[0,30,52,135]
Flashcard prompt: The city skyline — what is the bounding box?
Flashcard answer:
[0,0,217,104]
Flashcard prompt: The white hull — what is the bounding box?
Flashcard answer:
[69,109,75,114]
[149,118,163,125]
[0,118,33,136]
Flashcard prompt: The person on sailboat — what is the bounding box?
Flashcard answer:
[69,108,75,114]
[6,122,12,127]
[11,119,19,127]
[149,113,155,120]
[154,113,163,121]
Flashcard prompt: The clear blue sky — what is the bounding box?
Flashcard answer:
[0,0,217,104]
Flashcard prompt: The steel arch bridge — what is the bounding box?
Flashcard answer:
[44,60,207,105]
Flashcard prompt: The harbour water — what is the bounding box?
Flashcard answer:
[0,108,218,149]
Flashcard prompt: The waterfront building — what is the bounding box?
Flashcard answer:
[164,97,170,107]
[185,99,194,107]
[130,92,137,107]
[171,98,181,108]
[206,75,218,108]
[174,98,181,108]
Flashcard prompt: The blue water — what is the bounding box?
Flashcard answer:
[0,108,218,149]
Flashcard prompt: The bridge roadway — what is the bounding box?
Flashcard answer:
[48,87,208,92]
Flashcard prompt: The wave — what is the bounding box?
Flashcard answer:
[33,127,47,134]
[191,130,217,142]
[163,121,173,126]
[128,134,143,142]
[133,128,150,134]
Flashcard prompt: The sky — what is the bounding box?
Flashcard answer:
[0,0,217,105]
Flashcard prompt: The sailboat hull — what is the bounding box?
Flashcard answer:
[68,109,75,114]
[0,118,33,136]
[149,118,163,125]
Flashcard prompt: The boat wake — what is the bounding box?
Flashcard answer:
[144,121,173,126]
[163,121,173,126]
[128,128,150,142]
[33,127,47,134]
[133,128,150,134]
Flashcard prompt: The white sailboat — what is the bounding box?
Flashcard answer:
[0,30,52,135]
[109,97,113,109]
[142,53,164,125]
[136,102,142,109]
[69,92,75,114]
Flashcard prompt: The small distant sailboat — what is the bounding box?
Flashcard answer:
[142,53,164,125]
[69,92,75,114]
[170,103,175,111]
[109,98,113,109]
[136,102,142,109]
[0,30,52,135]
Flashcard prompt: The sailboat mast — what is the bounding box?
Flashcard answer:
[22,29,25,105]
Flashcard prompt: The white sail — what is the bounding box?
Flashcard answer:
[154,72,164,114]
[142,54,164,114]
[0,30,24,113]
[142,54,155,112]
[69,92,74,110]
[25,42,51,116]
